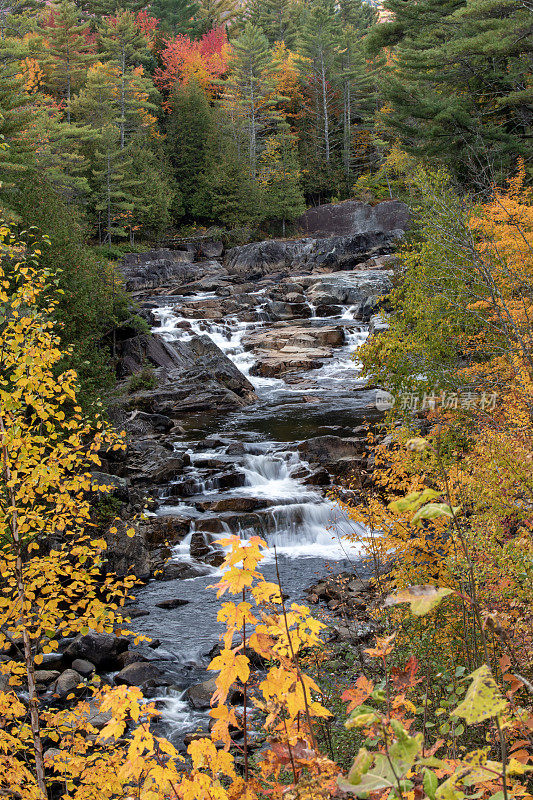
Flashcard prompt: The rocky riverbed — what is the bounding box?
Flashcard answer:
[89,199,406,745]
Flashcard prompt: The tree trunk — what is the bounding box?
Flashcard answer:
[249,66,256,179]
[343,77,351,183]
[0,417,48,800]
[320,50,330,164]
[107,154,112,244]
[120,48,126,149]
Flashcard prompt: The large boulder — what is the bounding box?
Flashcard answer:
[119,249,196,292]
[305,270,393,320]
[226,231,402,278]
[298,436,366,466]
[114,661,164,687]
[104,519,150,581]
[64,631,129,669]
[53,669,84,699]
[118,334,257,418]
[297,199,409,237]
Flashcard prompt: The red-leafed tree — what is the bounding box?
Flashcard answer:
[154,26,229,108]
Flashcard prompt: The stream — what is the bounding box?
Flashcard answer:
[130,291,380,742]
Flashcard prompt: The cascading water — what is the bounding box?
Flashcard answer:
[133,288,377,741]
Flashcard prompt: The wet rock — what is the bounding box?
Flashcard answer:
[34,670,60,686]
[190,530,225,566]
[157,561,211,581]
[268,300,312,320]
[305,270,393,319]
[53,669,84,698]
[126,607,150,619]
[104,519,150,581]
[199,497,268,513]
[143,515,190,547]
[215,471,246,490]
[114,661,164,687]
[37,652,64,669]
[156,598,190,610]
[185,676,242,709]
[227,231,402,278]
[64,631,129,669]
[119,249,197,292]
[298,436,365,466]
[183,729,211,746]
[243,322,344,352]
[315,304,342,317]
[73,699,113,731]
[71,659,95,678]
[198,241,224,259]
[369,313,389,334]
[302,468,331,486]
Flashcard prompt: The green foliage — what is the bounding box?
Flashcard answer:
[367,0,533,188]
[14,178,129,405]
[128,364,157,393]
[149,0,200,34]
[166,79,213,222]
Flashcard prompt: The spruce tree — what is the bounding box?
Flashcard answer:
[43,0,96,123]
[166,79,213,221]
[258,124,305,235]
[366,0,532,187]
[148,0,199,34]
[225,22,277,178]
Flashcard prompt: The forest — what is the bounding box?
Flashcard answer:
[0,0,532,798]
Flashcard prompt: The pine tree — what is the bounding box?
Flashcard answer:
[166,79,213,221]
[366,0,532,188]
[298,0,338,168]
[98,10,151,148]
[247,0,299,48]
[334,0,380,188]
[196,0,240,33]
[42,0,96,123]
[258,124,305,235]
[224,22,277,178]
[148,0,199,34]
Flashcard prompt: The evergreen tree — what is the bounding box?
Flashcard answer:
[298,0,338,168]
[196,0,240,33]
[209,141,262,228]
[92,125,141,243]
[98,10,151,148]
[247,0,299,47]
[148,0,199,34]
[0,73,33,216]
[42,0,96,123]
[166,79,213,221]
[14,178,130,402]
[258,124,305,235]
[225,22,277,178]
[334,0,380,188]
[366,0,532,187]
[129,139,176,240]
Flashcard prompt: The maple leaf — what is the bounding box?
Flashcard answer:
[342,675,375,712]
